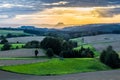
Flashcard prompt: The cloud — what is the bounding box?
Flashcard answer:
[42,1,69,6]
[91,5,120,17]
[41,0,120,7]
[1,0,120,27]
[0,15,9,19]
[0,3,33,8]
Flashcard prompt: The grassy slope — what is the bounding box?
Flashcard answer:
[0,30,30,36]
[0,58,110,75]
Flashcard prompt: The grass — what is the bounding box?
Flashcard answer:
[0,30,30,36]
[0,43,25,50]
[0,58,110,75]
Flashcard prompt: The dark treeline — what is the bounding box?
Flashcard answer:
[40,37,94,58]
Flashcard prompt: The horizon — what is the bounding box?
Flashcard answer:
[0,0,120,28]
[1,23,120,29]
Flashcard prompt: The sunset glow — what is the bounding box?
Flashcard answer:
[0,0,120,28]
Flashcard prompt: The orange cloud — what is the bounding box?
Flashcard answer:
[12,7,120,27]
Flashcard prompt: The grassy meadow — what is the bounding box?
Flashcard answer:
[0,58,110,75]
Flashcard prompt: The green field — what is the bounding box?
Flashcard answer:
[0,30,30,36]
[0,44,25,50]
[0,58,110,75]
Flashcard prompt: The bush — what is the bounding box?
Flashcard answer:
[46,48,54,58]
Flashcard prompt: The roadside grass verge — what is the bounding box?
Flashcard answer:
[0,58,110,75]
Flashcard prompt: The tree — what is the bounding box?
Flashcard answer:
[100,50,107,63]
[6,33,13,38]
[1,43,11,50]
[100,46,120,68]
[105,50,120,68]
[0,38,8,44]
[41,37,63,55]
[46,48,54,58]
[25,40,40,48]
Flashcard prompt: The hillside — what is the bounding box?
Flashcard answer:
[73,34,120,53]
[1,58,110,75]
[62,24,120,32]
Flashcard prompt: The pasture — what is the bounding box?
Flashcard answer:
[0,58,110,75]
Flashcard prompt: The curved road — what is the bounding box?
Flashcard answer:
[0,70,119,80]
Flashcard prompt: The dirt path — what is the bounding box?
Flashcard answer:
[0,70,119,80]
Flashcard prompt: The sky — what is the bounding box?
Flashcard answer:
[0,0,120,28]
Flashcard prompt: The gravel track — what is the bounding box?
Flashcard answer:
[0,70,119,80]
